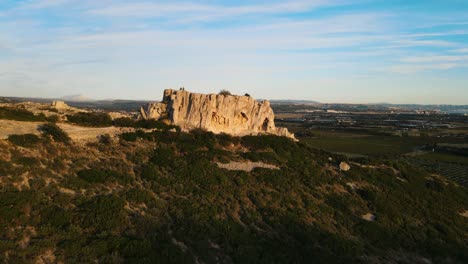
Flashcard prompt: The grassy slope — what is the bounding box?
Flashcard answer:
[0,130,467,263]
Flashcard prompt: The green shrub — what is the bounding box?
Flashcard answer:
[219,89,232,96]
[78,169,108,183]
[135,119,179,131]
[99,134,112,145]
[46,114,60,123]
[121,132,138,142]
[78,169,132,184]
[0,107,47,121]
[124,188,155,204]
[141,163,161,181]
[40,206,69,228]
[113,117,136,127]
[39,123,71,143]
[67,112,112,127]
[8,134,40,147]
[79,195,127,232]
[14,157,39,167]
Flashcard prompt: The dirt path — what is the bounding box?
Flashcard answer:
[0,120,132,142]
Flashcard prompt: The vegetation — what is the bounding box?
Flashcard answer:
[66,112,113,127]
[0,107,46,122]
[8,134,40,147]
[219,89,232,96]
[38,123,71,143]
[0,128,466,263]
[114,117,180,131]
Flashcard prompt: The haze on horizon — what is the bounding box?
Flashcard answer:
[0,0,467,104]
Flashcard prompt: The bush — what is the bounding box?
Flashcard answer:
[79,195,127,232]
[8,134,40,147]
[67,112,112,127]
[46,114,60,123]
[78,169,108,183]
[135,119,178,131]
[78,169,132,184]
[113,117,136,127]
[38,123,71,143]
[15,157,39,167]
[99,134,112,145]
[0,107,47,122]
[219,89,232,96]
[121,132,138,142]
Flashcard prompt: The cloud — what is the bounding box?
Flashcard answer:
[452,48,468,53]
[401,55,468,63]
[387,63,459,74]
[87,0,340,22]
[389,39,458,48]
[17,0,74,10]
[1,0,467,103]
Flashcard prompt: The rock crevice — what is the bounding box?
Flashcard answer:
[140,89,295,139]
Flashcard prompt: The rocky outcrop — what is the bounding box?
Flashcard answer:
[339,162,351,171]
[51,101,69,110]
[140,89,295,139]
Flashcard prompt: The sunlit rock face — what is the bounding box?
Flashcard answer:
[140,89,295,139]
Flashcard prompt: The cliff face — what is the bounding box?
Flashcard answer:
[140,89,295,139]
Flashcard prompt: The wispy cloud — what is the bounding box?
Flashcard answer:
[401,55,468,63]
[17,0,75,10]
[387,63,459,74]
[0,0,467,103]
[87,0,341,22]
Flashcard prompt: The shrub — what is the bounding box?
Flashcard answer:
[67,112,112,127]
[219,89,232,96]
[113,117,136,127]
[78,169,132,184]
[135,119,178,131]
[15,157,39,167]
[78,169,108,183]
[141,163,161,181]
[99,134,112,145]
[79,195,127,232]
[38,123,71,143]
[46,114,60,123]
[0,107,47,122]
[8,134,40,147]
[121,132,138,142]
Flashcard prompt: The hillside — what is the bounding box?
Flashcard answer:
[0,122,467,263]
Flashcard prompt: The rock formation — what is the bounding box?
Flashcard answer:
[140,89,295,139]
[51,101,69,110]
[339,162,351,171]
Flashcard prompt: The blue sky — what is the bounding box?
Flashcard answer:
[0,0,467,104]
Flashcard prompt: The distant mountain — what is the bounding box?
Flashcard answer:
[61,95,94,102]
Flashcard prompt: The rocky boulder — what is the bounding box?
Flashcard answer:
[140,89,295,139]
[339,162,351,171]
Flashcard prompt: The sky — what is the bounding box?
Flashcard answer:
[0,0,467,104]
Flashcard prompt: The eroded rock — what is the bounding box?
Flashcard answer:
[51,101,69,110]
[140,89,295,139]
[339,162,351,171]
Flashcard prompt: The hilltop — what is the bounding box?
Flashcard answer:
[0,99,466,263]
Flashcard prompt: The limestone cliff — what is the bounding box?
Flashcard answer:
[140,89,295,139]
